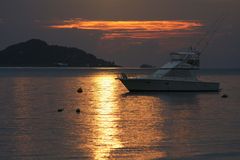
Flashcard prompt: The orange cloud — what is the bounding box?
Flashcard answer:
[101,31,201,40]
[49,19,203,40]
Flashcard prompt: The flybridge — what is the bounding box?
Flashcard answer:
[170,50,200,69]
[152,49,200,79]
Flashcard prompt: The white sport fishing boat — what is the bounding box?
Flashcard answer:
[118,48,220,92]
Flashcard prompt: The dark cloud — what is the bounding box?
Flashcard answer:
[0,0,240,67]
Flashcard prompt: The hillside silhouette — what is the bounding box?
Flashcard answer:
[0,39,117,67]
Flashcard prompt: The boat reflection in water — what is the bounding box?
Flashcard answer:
[121,92,203,159]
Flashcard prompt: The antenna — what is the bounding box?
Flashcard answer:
[193,15,225,54]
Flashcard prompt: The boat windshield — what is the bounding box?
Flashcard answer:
[170,52,200,68]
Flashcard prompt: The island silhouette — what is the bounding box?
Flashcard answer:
[0,39,117,67]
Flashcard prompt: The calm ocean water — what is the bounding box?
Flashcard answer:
[0,68,240,160]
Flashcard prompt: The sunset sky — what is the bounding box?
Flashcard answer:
[0,0,240,67]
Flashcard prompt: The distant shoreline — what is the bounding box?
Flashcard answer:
[0,67,239,70]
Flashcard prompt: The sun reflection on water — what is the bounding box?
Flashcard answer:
[86,75,167,159]
[91,76,123,160]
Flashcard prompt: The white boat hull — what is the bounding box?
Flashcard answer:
[119,78,220,92]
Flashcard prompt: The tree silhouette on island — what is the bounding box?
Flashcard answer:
[0,39,117,67]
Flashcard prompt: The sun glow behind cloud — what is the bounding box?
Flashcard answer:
[49,19,203,40]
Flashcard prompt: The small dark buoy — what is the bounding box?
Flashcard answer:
[77,87,83,93]
[222,94,228,98]
[58,108,64,112]
[76,108,81,114]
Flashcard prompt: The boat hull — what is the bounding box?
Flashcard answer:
[119,79,220,92]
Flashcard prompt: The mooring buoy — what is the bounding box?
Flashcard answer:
[76,108,81,114]
[222,94,228,98]
[58,108,64,112]
[77,87,83,93]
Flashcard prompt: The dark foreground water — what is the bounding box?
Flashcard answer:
[0,68,240,160]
